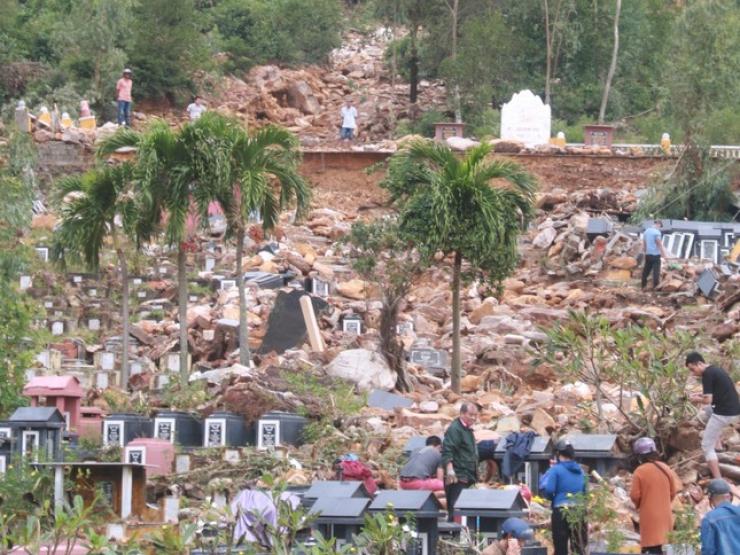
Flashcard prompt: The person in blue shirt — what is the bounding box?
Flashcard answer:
[700,478,740,555]
[540,440,587,555]
[641,220,668,289]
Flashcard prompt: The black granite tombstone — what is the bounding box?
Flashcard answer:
[369,490,443,555]
[453,489,527,543]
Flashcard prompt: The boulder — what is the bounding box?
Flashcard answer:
[533,227,557,249]
[609,256,638,270]
[326,348,395,391]
[468,297,499,325]
[530,407,557,436]
[336,279,366,300]
[287,81,320,114]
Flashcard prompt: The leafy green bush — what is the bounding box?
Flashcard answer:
[210,0,343,73]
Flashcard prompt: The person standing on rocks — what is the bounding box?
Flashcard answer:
[641,219,668,289]
[442,402,479,521]
[186,95,207,121]
[686,352,740,480]
[399,435,446,507]
[540,440,587,555]
[629,437,681,554]
[116,68,133,127]
[340,98,358,141]
[700,478,740,555]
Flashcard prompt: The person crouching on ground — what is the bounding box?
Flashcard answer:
[482,517,535,555]
[629,437,681,554]
[399,435,446,508]
[540,440,587,555]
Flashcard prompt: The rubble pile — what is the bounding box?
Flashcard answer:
[209,30,447,148]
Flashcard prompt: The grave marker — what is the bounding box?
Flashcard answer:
[19,275,32,290]
[501,90,551,147]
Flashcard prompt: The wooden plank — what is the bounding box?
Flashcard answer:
[299,295,325,353]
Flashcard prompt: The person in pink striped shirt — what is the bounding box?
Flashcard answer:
[116,68,133,126]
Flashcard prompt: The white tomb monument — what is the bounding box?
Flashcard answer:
[500,90,551,147]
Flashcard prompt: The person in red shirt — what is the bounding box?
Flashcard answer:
[116,68,133,126]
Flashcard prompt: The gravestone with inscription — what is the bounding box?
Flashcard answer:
[203,411,254,447]
[501,90,551,148]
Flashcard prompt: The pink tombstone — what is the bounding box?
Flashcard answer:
[23,375,84,432]
[124,438,174,478]
[79,406,105,442]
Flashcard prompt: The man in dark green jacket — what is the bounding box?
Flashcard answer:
[442,402,479,520]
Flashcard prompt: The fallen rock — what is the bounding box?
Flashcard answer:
[469,297,498,325]
[336,279,366,300]
[530,407,557,436]
[326,348,395,391]
[609,256,638,270]
[533,226,557,249]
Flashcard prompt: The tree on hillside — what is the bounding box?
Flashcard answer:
[128,0,208,102]
[210,117,310,367]
[598,0,622,123]
[385,142,535,393]
[53,164,138,387]
[346,218,427,392]
[0,133,42,416]
[98,119,220,384]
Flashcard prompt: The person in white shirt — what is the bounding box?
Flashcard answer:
[340,99,358,141]
[186,96,207,121]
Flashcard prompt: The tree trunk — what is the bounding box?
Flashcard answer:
[236,227,251,366]
[598,0,622,123]
[447,0,462,123]
[112,229,129,388]
[177,246,189,385]
[451,251,462,394]
[409,26,419,104]
[117,245,130,388]
[544,0,553,105]
[381,290,410,392]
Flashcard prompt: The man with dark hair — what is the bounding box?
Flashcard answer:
[540,440,587,555]
[700,479,740,555]
[686,352,740,479]
[629,437,681,554]
[399,435,445,505]
[482,517,535,555]
[442,402,479,521]
[641,219,668,289]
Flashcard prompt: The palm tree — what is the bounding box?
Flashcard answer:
[53,164,138,386]
[395,141,536,394]
[98,119,221,384]
[211,119,310,366]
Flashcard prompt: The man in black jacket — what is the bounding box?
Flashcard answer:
[441,402,479,521]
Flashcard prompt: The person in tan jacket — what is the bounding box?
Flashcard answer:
[629,437,681,554]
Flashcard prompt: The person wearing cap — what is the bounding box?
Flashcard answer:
[441,402,479,521]
[539,440,587,555]
[116,69,133,127]
[700,478,740,555]
[686,352,740,480]
[629,437,681,554]
[481,517,534,555]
